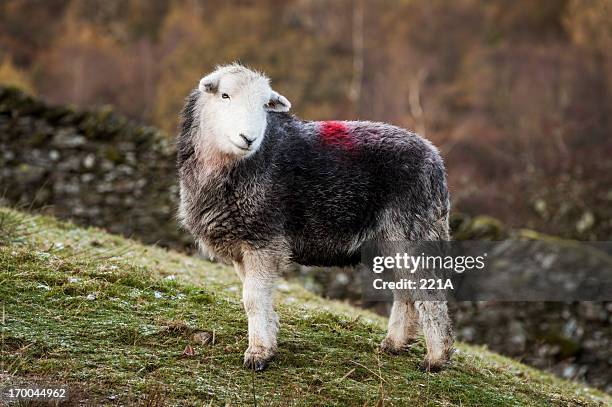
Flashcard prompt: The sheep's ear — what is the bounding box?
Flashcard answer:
[265,90,291,112]
[199,72,221,93]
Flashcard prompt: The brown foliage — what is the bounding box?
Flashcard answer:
[1,0,611,239]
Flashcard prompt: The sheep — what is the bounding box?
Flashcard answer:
[177,63,454,372]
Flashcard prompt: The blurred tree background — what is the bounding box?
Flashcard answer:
[1,0,611,239]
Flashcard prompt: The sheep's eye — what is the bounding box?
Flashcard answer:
[221,93,230,99]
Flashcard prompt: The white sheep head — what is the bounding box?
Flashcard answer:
[197,63,291,158]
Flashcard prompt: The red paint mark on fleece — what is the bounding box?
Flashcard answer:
[319,121,354,149]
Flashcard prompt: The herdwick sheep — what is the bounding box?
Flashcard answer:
[177,63,454,372]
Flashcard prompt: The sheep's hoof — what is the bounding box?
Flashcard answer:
[243,347,275,372]
[244,357,268,372]
[418,355,451,373]
[379,337,415,355]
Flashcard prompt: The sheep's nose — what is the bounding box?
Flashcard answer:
[240,133,255,147]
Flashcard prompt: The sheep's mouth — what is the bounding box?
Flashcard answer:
[232,142,251,152]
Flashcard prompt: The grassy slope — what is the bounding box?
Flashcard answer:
[0,208,609,407]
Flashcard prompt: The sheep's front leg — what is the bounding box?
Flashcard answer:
[238,253,280,371]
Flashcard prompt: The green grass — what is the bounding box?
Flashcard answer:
[0,208,609,406]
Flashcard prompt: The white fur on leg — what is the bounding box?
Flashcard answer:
[240,253,281,371]
[415,301,454,371]
[381,300,420,353]
[243,276,278,350]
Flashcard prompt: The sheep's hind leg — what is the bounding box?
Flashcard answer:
[380,299,420,354]
[239,252,281,371]
[415,300,454,372]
